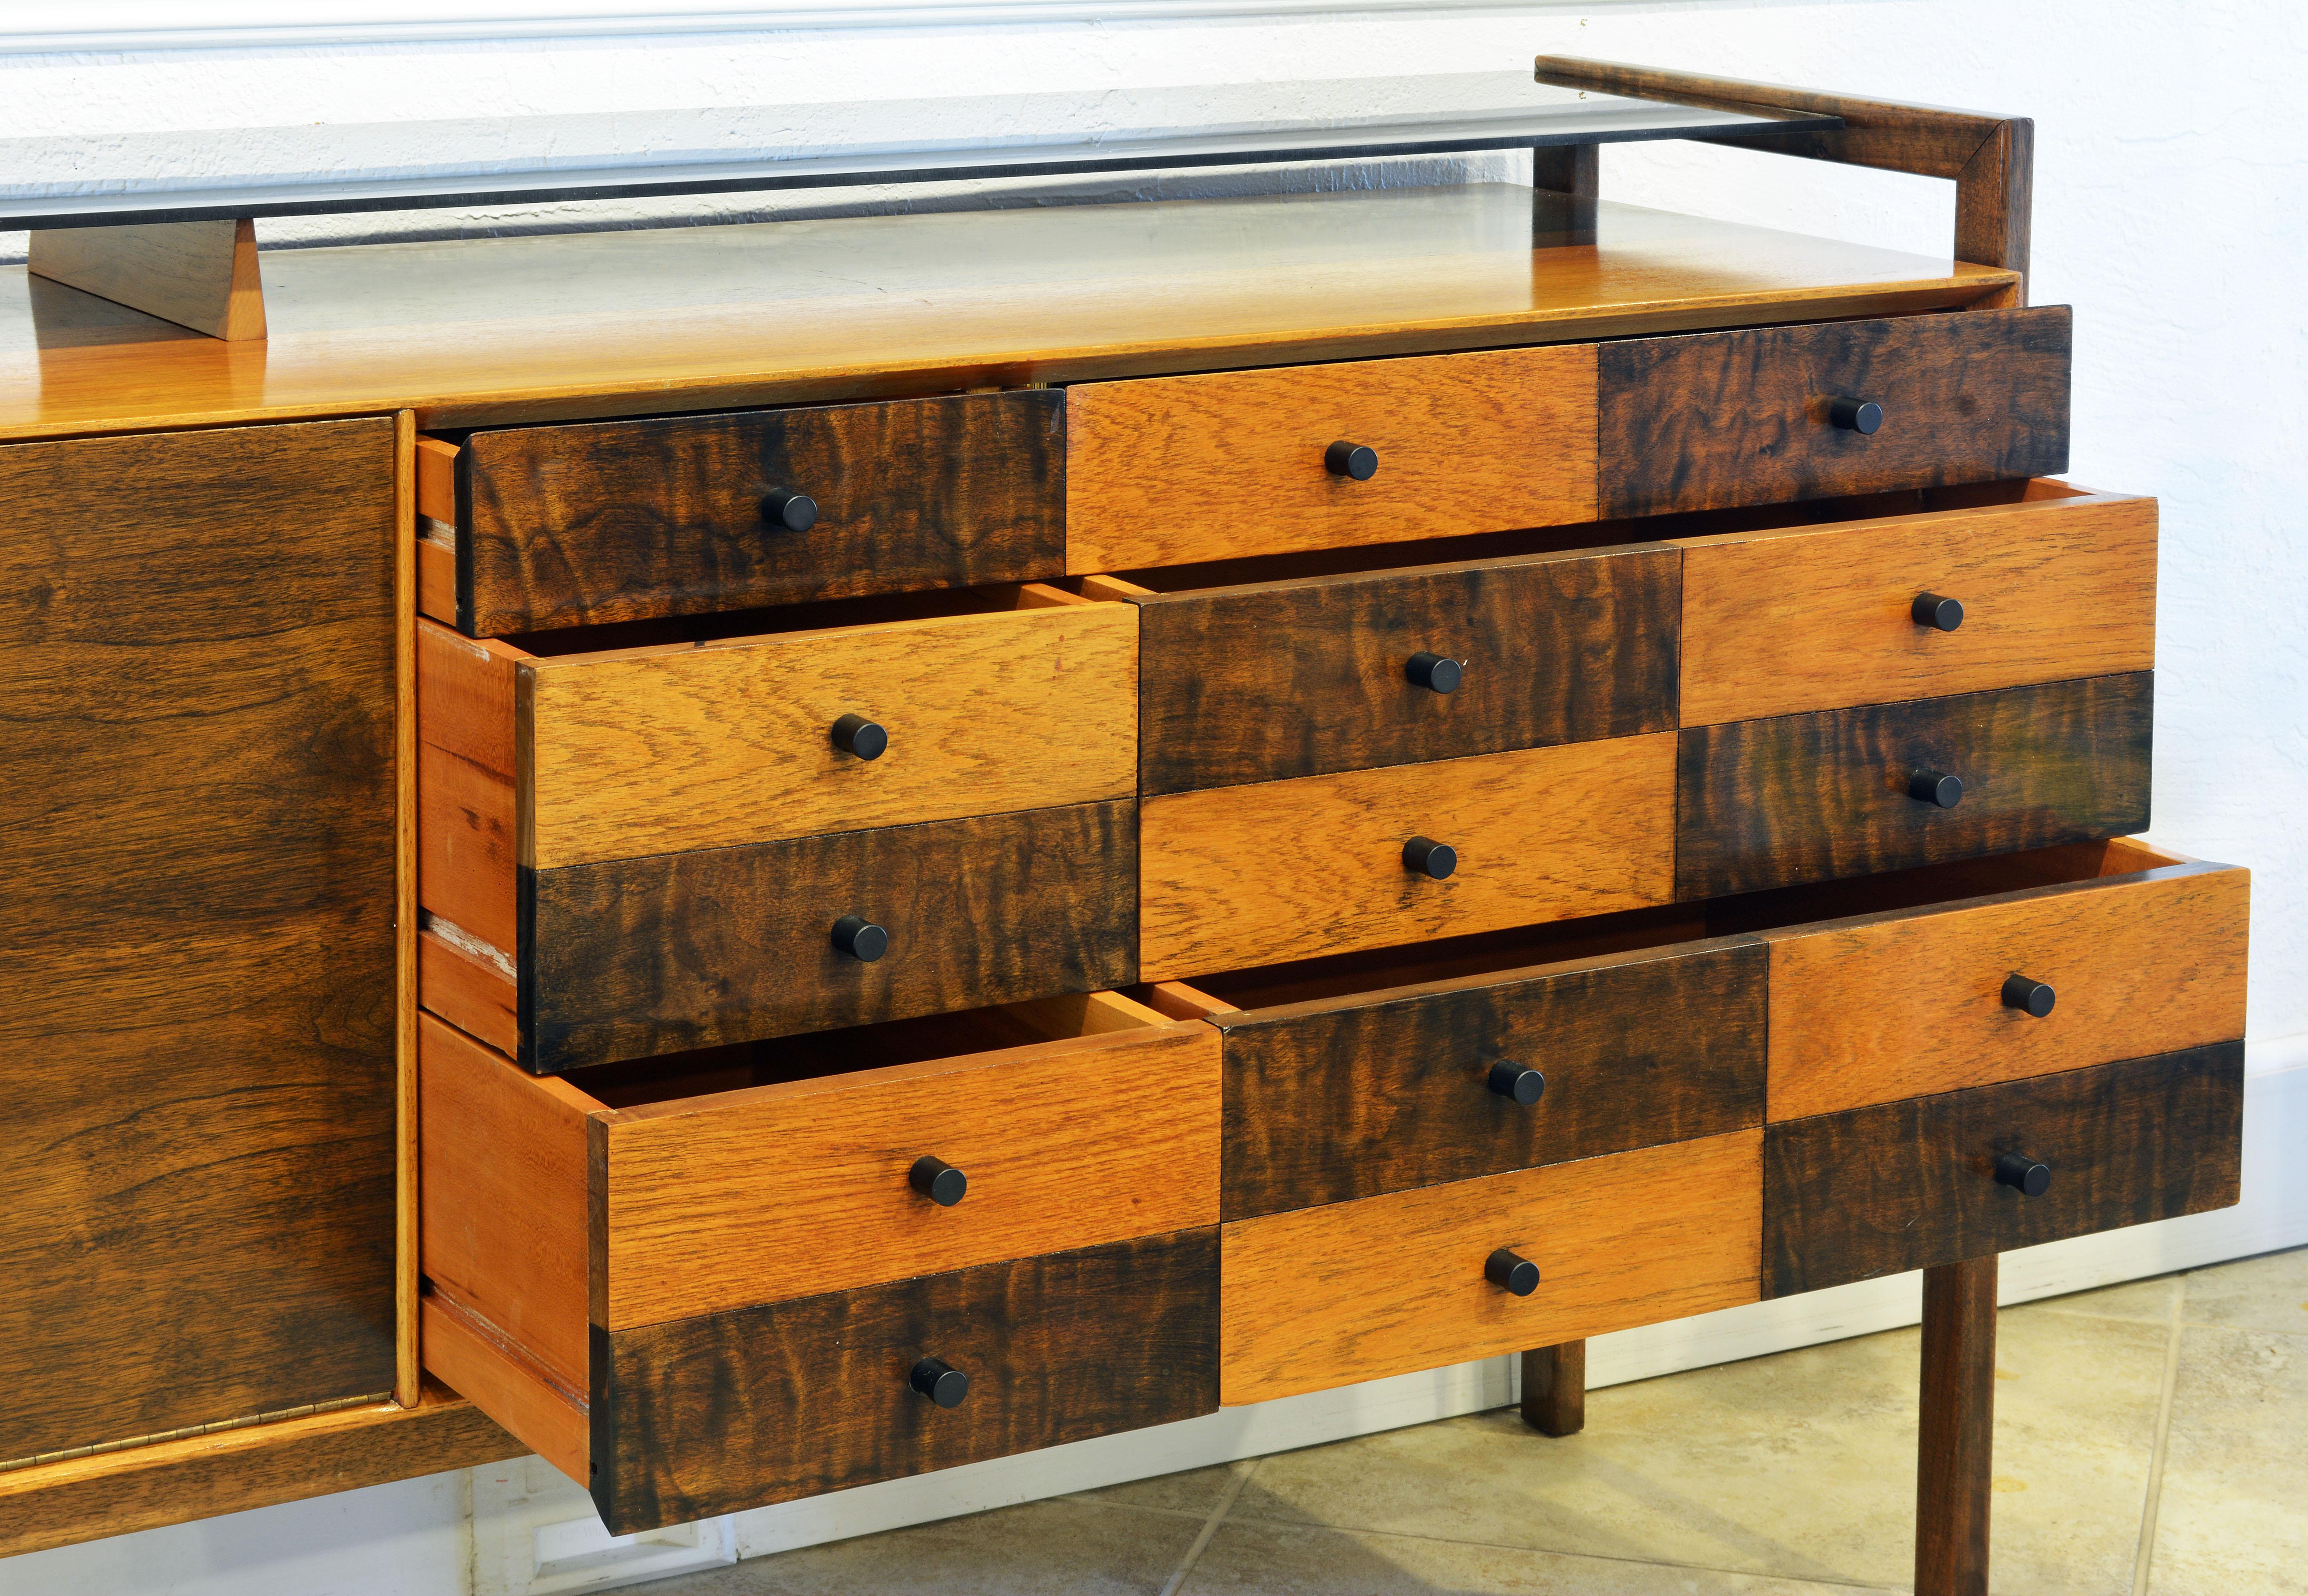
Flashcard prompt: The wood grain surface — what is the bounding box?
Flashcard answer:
[597,1019,1221,1327]
[27,219,267,341]
[1067,344,1598,571]
[520,598,1136,867]
[1673,674,2153,899]
[1764,1043,2244,1296]
[1212,938,1766,1219]
[417,619,522,954]
[1598,307,2069,518]
[1673,484,2156,725]
[459,389,1064,635]
[1915,1254,1998,1596]
[0,420,399,1463]
[1132,541,1679,794]
[396,410,422,1406]
[1218,1130,1761,1405]
[1139,736,1677,980]
[419,1293,587,1486]
[1764,857,2248,1120]
[524,799,1137,1071]
[590,1230,1219,1533]
[1520,1342,1586,1437]
[419,927,520,1057]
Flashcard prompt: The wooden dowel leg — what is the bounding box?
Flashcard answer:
[1916,1254,1997,1596]
[1519,1341,1586,1436]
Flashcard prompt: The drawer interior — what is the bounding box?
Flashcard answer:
[1155,836,2179,1014]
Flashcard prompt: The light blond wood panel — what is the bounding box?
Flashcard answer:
[599,1020,1222,1330]
[2,192,2014,441]
[26,220,266,342]
[1138,735,1678,980]
[415,437,459,523]
[416,620,523,954]
[420,1295,588,1487]
[417,1014,595,1391]
[1675,485,2158,726]
[1219,1129,1762,1404]
[416,538,455,624]
[1066,345,1598,570]
[1765,859,2249,1121]
[522,601,1136,869]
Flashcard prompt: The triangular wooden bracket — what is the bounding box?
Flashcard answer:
[26,217,267,341]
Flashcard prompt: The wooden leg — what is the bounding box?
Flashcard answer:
[1531,142,1598,248]
[1519,1341,1586,1436]
[26,219,267,341]
[1916,1255,1997,1596]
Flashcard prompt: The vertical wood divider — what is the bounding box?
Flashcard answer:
[1915,1254,1998,1596]
[1519,1341,1587,1436]
[395,409,422,1408]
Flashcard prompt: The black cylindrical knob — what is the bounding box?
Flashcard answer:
[1485,1247,1540,1296]
[1406,651,1463,694]
[1487,1061,1546,1106]
[909,1356,970,1408]
[1912,593,1966,632]
[2001,974,2057,1018]
[1829,397,1885,435]
[831,914,889,962]
[1907,769,1964,809]
[1325,440,1379,480]
[761,486,819,531]
[908,1154,968,1207]
[831,712,888,761]
[1403,836,1457,879]
[1995,1152,2053,1197]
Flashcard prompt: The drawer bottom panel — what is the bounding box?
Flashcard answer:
[1764,1042,2244,1296]
[590,1228,1218,1533]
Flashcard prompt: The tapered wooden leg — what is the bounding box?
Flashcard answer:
[1916,1255,1997,1596]
[1519,1341,1586,1436]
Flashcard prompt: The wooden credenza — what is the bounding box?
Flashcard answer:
[0,63,2247,1591]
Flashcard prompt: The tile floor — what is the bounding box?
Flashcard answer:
[650,1247,2307,1594]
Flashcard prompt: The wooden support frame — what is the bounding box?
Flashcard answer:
[1915,1254,1999,1596]
[1533,57,2033,306]
[1519,1341,1586,1436]
[26,219,268,340]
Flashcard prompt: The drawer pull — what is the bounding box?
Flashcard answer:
[909,1356,971,1408]
[1486,1061,1547,1106]
[908,1154,968,1207]
[1994,1152,2053,1197]
[1405,651,1464,694]
[2001,974,2058,1018]
[1906,768,1964,809]
[759,486,819,532]
[1324,440,1379,481]
[831,712,889,761]
[830,914,890,962]
[1911,593,1966,632]
[1484,1247,1541,1296]
[1828,397,1885,435]
[1402,836,1458,880]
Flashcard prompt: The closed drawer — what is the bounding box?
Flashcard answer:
[1218,1130,1761,1405]
[1674,480,2156,726]
[1137,734,1679,981]
[1764,1043,2244,1297]
[1598,306,2071,518]
[419,994,1220,1531]
[1675,672,2154,899]
[429,389,1065,636]
[1066,345,1598,571]
[1111,537,1680,795]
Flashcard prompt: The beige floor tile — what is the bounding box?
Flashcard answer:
[1072,1458,1253,1517]
[2030,1271,2180,1325]
[1179,1521,1900,1595]
[2145,1323,2308,1595]
[1231,1307,2165,1594]
[2179,1245,2308,1339]
[640,1498,1204,1596]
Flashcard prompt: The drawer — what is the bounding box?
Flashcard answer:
[1137,734,1679,980]
[1675,672,2154,899]
[1104,536,1680,795]
[1065,345,1598,571]
[1674,480,2156,725]
[419,993,1220,1530]
[1218,1130,1761,1405]
[427,389,1065,635]
[1598,306,2071,518]
[1764,1043,2244,1297]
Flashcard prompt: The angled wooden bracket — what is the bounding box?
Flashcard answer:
[26,218,268,340]
[1534,57,2033,306]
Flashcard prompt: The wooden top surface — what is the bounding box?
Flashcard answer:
[0,185,2015,441]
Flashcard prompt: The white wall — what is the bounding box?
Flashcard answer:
[3,2,2302,1590]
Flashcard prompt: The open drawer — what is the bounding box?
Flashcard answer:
[420,990,1221,1532]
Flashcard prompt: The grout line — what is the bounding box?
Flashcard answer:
[2130,1271,2188,1596]
[1157,1460,1258,1596]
